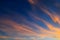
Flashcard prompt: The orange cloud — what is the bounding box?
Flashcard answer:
[40,6,60,24]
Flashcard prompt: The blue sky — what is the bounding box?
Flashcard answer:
[0,0,60,40]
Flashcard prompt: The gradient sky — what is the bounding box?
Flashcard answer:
[0,0,60,40]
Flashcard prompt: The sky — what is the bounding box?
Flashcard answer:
[0,0,60,40]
